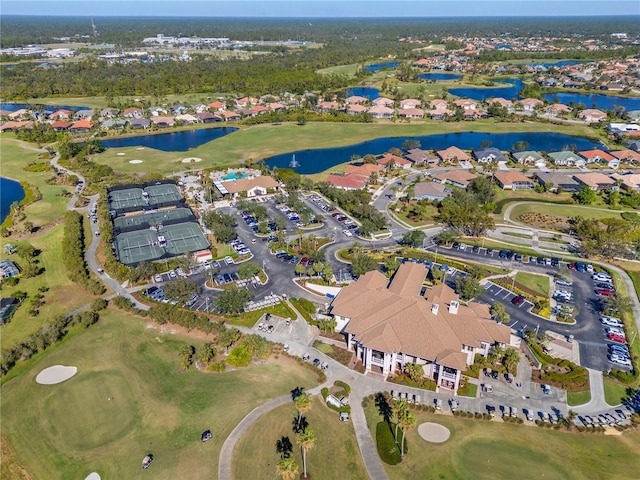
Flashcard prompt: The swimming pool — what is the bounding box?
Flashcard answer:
[222,172,248,180]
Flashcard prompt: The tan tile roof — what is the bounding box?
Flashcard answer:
[436,146,471,162]
[432,169,477,187]
[331,263,511,368]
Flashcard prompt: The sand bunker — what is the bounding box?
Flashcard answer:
[182,157,203,163]
[84,473,101,480]
[418,422,450,443]
[136,147,145,150]
[117,152,126,156]
[129,160,143,164]
[36,365,77,385]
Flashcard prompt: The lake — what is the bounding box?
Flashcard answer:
[419,72,462,81]
[346,87,380,100]
[526,60,585,68]
[1,177,25,223]
[101,127,238,152]
[265,131,599,174]
[362,61,399,72]
[0,102,89,113]
[448,79,524,101]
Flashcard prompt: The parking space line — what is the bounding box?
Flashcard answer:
[502,292,511,299]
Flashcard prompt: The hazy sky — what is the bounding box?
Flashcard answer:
[2,1,637,17]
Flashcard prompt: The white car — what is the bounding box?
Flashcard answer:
[555,279,572,287]
[586,264,594,273]
[606,327,626,337]
[343,229,353,237]
[600,316,623,328]
[609,355,632,367]
[446,267,455,275]
[154,274,163,283]
[168,270,177,279]
[593,273,612,282]
[225,256,234,265]
[203,263,212,271]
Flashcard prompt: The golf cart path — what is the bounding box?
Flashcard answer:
[572,368,610,413]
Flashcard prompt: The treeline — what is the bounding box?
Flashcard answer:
[62,211,105,295]
[477,45,640,63]
[0,310,100,376]
[315,182,388,235]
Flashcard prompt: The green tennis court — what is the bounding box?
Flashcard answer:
[114,230,165,265]
[108,188,146,211]
[161,223,210,255]
[145,184,183,204]
[113,208,195,232]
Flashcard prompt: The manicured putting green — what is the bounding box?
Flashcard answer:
[44,370,138,451]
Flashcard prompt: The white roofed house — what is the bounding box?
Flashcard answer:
[578,109,607,124]
[329,263,513,394]
[367,105,394,119]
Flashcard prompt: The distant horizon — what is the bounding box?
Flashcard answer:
[2,1,637,18]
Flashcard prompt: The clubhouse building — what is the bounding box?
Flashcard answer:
[329,263,514,394]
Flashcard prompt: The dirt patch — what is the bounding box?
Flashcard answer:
[517,212,571,232]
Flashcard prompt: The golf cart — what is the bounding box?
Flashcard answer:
[201,429,213,442]
[142,454,154,469]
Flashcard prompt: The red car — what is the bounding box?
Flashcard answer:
[568,263,576,270]
[299,257,308,265]
[595,288,614,297]
[511,295,525,306]
[608,333,627,344]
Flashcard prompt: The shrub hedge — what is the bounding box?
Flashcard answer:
[376,422,401,465]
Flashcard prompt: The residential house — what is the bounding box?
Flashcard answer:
[512,150,545,164]
[519,98,544,111]
[578,109,607,123]
[610,173,640,191]
[51,120,73,131]
[218,175,279,198]
[268,102,286,112]
[250,105,270,115]
[346,104,368,116]
[326,173,369,190]
[607,123,640,134]
[236,96,258,108]
[220,111,242,122]
[411,181,451,200]
[610,149,640,164]
[545,104,572,116]
[329,263,513,393]
[548,151,582,167]
[238,108,257,118]
[429,99,449,109]
[400,99,421,109]
[367,105,394,119]
[346,95,368,104]
[130,118,151,129]
[75,109,94,120]
[152,116,175,128]
[397,108,424,119]
[49,109,72,120]
[123,107,143,118]
[372,97,395,107]
[69,119,93,133]
[0,260,20,278]
[493,171,534,190]
[432,170,477,189]
[536,172,581,193]
[148,106,168,117]
[626,140,640,152]
[488,98,513,108]
[0,121,31,132]
[175,114,199,124]
[208,101,226,112]
[345,164,385,177]
[9,109,30,120]
[100,108,120,118]
[196,112,221,123]
[429,107,453,120]
[412,58,431,68]
[377,154,411,170]
[436,146,471,163]
[578,149,617,167]
[100,119,127,130]
[472,147,506,163]
[573,172,617,191]
[318,101,342,113]
[405,148,439,166]
[452,99,478,110]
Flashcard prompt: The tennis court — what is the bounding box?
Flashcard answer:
[114,230,165,265]
[113,208,195,233]
[145,184,182,204]
[161,223,210,256]
[108,188,146,211]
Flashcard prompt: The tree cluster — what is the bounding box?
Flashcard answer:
[435,186,495,237]
[202,211,237,244]
[62,211,105,295]
[315,182,388,233]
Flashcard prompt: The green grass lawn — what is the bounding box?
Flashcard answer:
[510,202,626,223]
[364,405,640,479]
[0,137,73,227]
[503,231,533,239]
[0,225,99,349]
[232,397,367,480]
[316,63,362,76]
[0,311,319,480]
[604,377,635,406]
[90,121,598,176]
[566,389,592,407]
[514,271,550,297]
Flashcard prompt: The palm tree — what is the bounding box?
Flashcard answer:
[605,295,632,315]
[276,457,299,480]
[399,410,416,456]
[394,399,407,443]
[503,348,520,374]
[294,393,312,432]
[296,427,316,478]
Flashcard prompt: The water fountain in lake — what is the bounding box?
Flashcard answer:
[289,154,300,168]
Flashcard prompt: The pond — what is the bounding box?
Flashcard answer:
[265,131,599,174]
[346,87,380,100]
[0,102,89,113]
[419,72,462,81]
[447,80,640,111]
[1,177,25,223]
[526,60,585,68]
[362,61,399,72]
[101,127,238,152]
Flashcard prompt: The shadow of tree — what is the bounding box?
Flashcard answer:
[276,435,293,459]
[375,392,393,423]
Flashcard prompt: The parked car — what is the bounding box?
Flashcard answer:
[595,288,614,297]
[600,316,623,328]
[511,295,525,306]
[607,333,627,344]
[555,279,572,287]
[168,270,177,279]
[609,355,632,367]
[154,274,163,283]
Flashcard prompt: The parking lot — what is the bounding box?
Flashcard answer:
[424,242,630,372]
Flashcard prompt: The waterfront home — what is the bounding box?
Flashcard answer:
[130,118,151,129]
[326,173,369,190]
[367,105,394,119]
[151,116,175,128]
[346,95,369,104]
[318,101,342,113]
[488,98,513,108]
[208,100,226,111]
[436,146,471,163]
[329,263,513,394]
[512,150,545,164]
[578,109,607,123]
[429,99,449,109]
[377,154,411,169]
[473,147,506,163]
[175,114,199,124]
[220,111,242,122]
[578,149,616,164]
[405,148,439,166]
[400,99,422,109]
[346,104,368,115]
[452,99,478,110]
[372,97,395,107]
[75,109,94,120]
[610,149,640,164]
[429,107,453,120]
[196,112,221,123]
[397,108,425,119]
[345,164,385,176]
[519,98,544,111]
[545,104,572,116]
[493,171,534,190]
[50,109,72,120]
[548,151,582,167]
